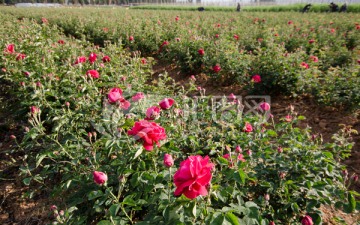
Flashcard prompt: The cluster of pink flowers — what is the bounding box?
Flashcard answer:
[74,52,111,65]
[3,44,27,61]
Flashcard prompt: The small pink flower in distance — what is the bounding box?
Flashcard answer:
[309,56,318,62]
[88,52,97,64]
[251,75,261,83]
[10,135,16,140]
[284,115,292,122]
[237,154,246,162]
[264,193,270,201]
[197,86,202,91]
[131,92,145,102]
[129,36,134,41]
[5,44,15,54]
[277,147,283,153]
[279,172,286,179]
[215,34,220,38]
[246,150,252,156]
[228,93,236,101]
[30,106,39,114]
[190,75,196,81]
[223,154,230,160]
[352,175,359,182]
[198,48,205,56]
[300,62,309,69]
[41,17,48,24]
[175,38,181,42]
[50,205,57,211]
[141,58,147,65]
[57,40,65,44]
[243,122,253,132]
[102,55,111,63]
[119,99,131,110]
[36,81,42,87]
[86,70,99,79]
[213,64,221,73]
[93,171,108,185]
[24,71,30,77]
[20,82,25,87]
[161,41,169,47]
[235,146,242,153]
[301,215,313,225]
[288,20,293,25]
[145,106,161,120]
[164,154,174,167]
[330,28,336,33]
[159,98,175,110]
[74,56,87,65]
[259,102,270,111]
[357,59,360,65]
[308,39,315,44]
[175,16,180,21]
[16,53,26,61]
[269,221,275,225]
[234,34,239,40]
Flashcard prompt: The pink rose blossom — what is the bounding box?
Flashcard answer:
[174,155,214,199]
[86,70,99,79]
[102,55,111,63]
[251,75,261,83]
[259,102,270,111]
[145,106,161,120]
[243,122,253,132]
[131,92,145,102]
[213,65,221,73]
[108,88,123,104]
[127,120,166,151]
[159,98,175,110]
[88,52,97,64]
[74,56,87,65]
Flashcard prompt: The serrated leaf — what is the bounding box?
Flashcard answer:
[109,204,121,217]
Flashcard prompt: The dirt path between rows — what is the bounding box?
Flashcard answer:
[0,60,359,224]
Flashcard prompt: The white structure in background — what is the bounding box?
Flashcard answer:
[15,3,63,7]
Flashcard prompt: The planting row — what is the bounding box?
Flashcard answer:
[0,10,359,225]
[1,7,360,109]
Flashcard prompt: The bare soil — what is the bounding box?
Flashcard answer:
[0,60,359,224]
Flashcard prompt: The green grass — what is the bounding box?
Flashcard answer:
[131,3,360,13]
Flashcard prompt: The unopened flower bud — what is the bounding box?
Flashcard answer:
[10,135,16,140]
[264,193,270,201]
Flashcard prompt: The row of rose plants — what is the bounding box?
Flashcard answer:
[1,11,359,225]
[1,7,359,109]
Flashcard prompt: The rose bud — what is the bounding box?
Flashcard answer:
[163,154,174,168]
[259,102,270,111]
[301,215,313,225]
[93,171,108,185]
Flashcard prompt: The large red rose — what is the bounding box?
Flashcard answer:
[127,120,166,151]
[174,155,214,199]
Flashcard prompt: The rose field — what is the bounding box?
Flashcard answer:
[0,6,360,225]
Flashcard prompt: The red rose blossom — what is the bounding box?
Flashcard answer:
[251,75,261,83]
[159,98,175,110]
[86,70,99,79]
[93,171,108,185]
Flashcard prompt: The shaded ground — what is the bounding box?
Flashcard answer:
[0,60,359,224]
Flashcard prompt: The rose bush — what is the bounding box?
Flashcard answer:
[0,9,359,225]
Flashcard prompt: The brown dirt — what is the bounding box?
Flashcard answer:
[0,60,359,224]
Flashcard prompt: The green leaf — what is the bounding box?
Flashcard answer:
[234,169,247,185]
[97,220,113,225]
[210,213,225,225]
[122,195,136,206]
[133,147,143,160]
[23,177,32,186]
[347,193,356,213]
[88,190,104,200]
[109,204,121,217]
[36,154,47,168]
[225,212,239,225]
